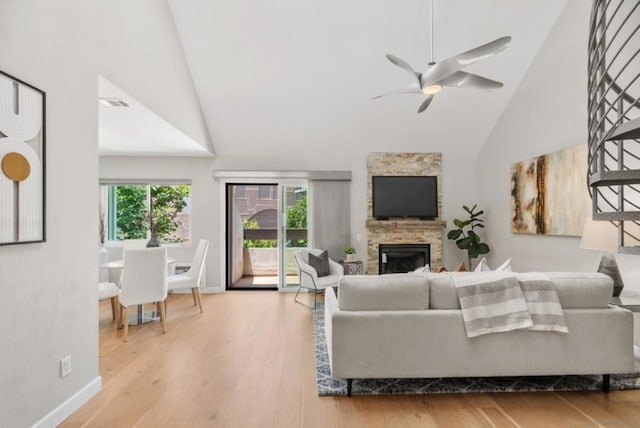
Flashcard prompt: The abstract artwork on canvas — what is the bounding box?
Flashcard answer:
[0,70,46,245]
[511,144,590,236]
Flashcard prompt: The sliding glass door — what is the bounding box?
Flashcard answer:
[279,184,308,290]
[226,182,308,290]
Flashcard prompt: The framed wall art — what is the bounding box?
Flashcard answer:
[511,144,590,236]
[0,69,46,245]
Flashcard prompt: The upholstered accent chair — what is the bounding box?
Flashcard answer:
[294,248,343,309]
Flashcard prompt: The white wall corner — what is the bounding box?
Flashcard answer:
[31,377,101,428]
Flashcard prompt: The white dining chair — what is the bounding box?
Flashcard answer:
[167,239,209,313]
[119,247,168,342]
[98,281,120,323]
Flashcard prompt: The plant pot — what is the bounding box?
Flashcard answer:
[345,254,355,262]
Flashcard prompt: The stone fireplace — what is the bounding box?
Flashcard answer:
[366,152,446,274]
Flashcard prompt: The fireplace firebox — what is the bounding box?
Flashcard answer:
[378,244,430,274]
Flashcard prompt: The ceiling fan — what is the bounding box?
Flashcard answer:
[372,0,512,113]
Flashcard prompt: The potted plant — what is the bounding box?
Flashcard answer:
[344,246,356,262]
[447,204,490,270]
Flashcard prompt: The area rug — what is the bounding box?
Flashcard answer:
[313,303,640,396]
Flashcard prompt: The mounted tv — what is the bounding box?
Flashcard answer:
[372,176,438,219]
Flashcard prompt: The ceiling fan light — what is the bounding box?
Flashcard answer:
[422,84,442,95]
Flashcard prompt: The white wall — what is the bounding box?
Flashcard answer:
[0,1,99,426]
[476,0,640,292]
[95,0,212,153]
[442,155,478,267]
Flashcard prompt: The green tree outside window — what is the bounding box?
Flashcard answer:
[112,184,190,243]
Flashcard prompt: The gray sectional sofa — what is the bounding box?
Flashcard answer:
[324,272,634,396]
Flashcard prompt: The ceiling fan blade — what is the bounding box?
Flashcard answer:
[417,95,434,113]
[370,83,422,100]
[439,71,504,90]
[419,36,511,88]
[456,36,511,66]
[385,54,421,86]
[419,58,458,89]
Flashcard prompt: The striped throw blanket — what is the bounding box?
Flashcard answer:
[448,272,568,338]
[518,272,568,333]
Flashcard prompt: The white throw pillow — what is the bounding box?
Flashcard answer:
[408,264,430,275]
[495,258,512,272]
[474,258,491,272]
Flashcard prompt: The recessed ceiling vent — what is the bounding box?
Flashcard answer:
[99,98,130,107]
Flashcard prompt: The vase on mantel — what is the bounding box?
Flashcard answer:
[146,232,160,248]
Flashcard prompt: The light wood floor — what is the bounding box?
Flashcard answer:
[62,292,640,428]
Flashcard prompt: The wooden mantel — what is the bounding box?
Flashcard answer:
[366,219,446,229]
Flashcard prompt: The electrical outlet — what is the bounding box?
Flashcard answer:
[60,355,71,378]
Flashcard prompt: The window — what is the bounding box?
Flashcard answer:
[103,184,191,244]
[235,185,246,198]
[258,185,275,199]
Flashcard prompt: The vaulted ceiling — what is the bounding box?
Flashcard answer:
[167,0,568,159]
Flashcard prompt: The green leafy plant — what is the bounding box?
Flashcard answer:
[286,194,307,229]
[114,185,189,243]
[286,195,308,247]
[115,185,147,240]
[147,185,190,243]
[447,204,490,269]
[344,246,356,255]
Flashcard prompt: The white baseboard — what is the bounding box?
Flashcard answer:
[32,376,101,428]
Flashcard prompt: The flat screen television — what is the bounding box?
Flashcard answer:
[372,176,438,219]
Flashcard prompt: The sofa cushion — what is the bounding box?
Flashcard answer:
[474,258,491,272]
[495,258,513,272]
[428,271,613,309]
[409,265,430,275]
[545,272,613,308]
[429,273,462,309]
[338,274,429,311]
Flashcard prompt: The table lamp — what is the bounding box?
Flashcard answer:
[580,217,623,296]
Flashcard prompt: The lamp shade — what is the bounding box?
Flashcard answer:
[580,217,618,251]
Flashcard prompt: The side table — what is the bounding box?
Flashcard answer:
[340,260,364,275]
[610,295,640,356]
